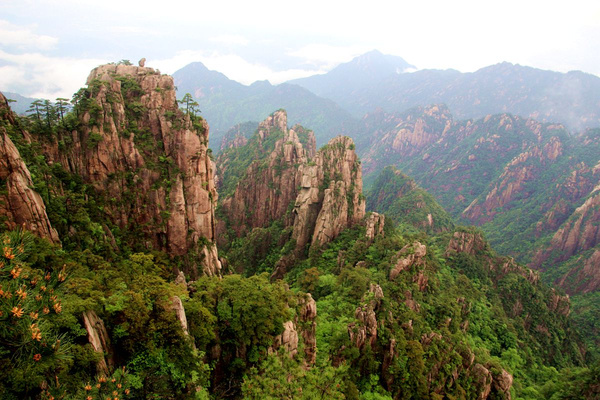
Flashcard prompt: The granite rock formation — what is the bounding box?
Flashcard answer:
[0,92,59,243]
[41,64,221,276]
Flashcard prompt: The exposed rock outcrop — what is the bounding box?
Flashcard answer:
[270,320,299,358]
[365,212,385,241]
[446,231,489,256]
[463,135,565,224]
[219,117,365,278]
[40,64,220,276]
[0,93,59,243]
[82,310,114,376]
[169,296,189,335]
[348,284,383,349]
[300,293,317,365]
[472,363,493,400]
[292,135,365,251]
[532,192,600,269]
[390,241,427,280]
[220,110,312,236]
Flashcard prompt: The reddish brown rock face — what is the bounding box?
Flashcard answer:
[219,112,365,265]
[39,65,221,276]
[0,93,60,243]
[533,191,600,293]
[220,110,310,237]
[292,135,365,252]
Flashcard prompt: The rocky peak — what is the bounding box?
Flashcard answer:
[219,111,312,237]
[257,109,287,139]
[0,92,59,243]
[446,231,489,256]
[390,241,427,280]
[219,117,364,277]
[42,64,221,276]
[365,212,385,241]
[293,135,366,251]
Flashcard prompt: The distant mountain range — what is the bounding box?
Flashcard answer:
[358,104,600,295]
[288,52,600,132]
[171,50,600,150]
[288,49,416,102]
[2,92,38,115]
[172,62,357,147]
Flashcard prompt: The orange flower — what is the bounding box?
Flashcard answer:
[45,272,51,281]
[53,302,62,313]
[85,384,92,391]
[99,376,107,383]
[43,307,50,314]
[113,391,118,396]
[112,378,116,383]
[16,287,27,300]
[10,267,21,279]
[30,312,39,319]
[33,353,42,361]
[124,389,130,395]
[35,294,42,301]
[117,383,122,389]
[86,397,92,400]
[31,324,42,341]
[4,246,15,259]
[30,278,38,286]
[11,306,23,318]
[41,285,47,292]
[96,384,101,389]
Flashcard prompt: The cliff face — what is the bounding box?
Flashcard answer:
[0,93,59,243]
[361,107,600,296]
[532,190,600,293]
[43,64,220,276]
[219,110,312,236]
[293,135,365,251]
[462,132,564,224]
[217,112,365,266]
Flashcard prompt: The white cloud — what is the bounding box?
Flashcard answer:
[0,20,58,50]
[287,44,371,70]
[0,50,107,99]
[106,25,161,36]
[209,35,249,46]
[153,50,321,85]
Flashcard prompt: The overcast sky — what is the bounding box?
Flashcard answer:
[1,0,599,99]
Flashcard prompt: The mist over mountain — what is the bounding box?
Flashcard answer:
[288,49,416,99]
[288,52,600,132]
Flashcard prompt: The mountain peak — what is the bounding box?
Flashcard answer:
[288,50,415,98]
[342,50,415,73]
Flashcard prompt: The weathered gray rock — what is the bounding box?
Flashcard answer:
[365,212,385,240]
[390,241,427,280]
[82,310,114,375]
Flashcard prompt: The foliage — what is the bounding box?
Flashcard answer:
[241,352,347,399]
[366,165,455,233]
